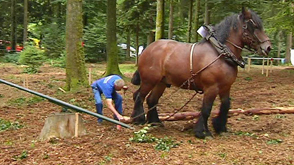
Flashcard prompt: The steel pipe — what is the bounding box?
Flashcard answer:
[0,78,134,129]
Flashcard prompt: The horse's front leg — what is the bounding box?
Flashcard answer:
[194,88,218,139]
[131,88,146,124]
[212,91,230,134]
[146,83,166,126]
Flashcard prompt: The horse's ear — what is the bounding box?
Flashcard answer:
[241,7,252,20]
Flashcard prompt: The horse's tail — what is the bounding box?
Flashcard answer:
[131,70,141,85]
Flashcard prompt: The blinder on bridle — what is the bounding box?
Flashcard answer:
[241,17,270,51]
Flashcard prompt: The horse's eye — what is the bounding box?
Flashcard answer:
[249,19,259,28]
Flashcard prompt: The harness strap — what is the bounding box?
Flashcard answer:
[190,43,197,73]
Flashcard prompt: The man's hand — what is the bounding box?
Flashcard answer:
[123,86,128,95]
[117,114,127,122]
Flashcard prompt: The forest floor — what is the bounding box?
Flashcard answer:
[1,63,294,165]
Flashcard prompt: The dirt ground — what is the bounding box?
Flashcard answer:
[0,63,294,165]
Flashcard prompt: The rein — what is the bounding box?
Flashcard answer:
[226,40,243,50]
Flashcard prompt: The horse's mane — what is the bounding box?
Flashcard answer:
[200,10,263,44]
[214,14,239,44]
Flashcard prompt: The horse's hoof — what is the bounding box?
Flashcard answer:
[149,122,164,127]
[133,121,146,125]
[195,130,212,139]
[132,119,146,125]
[195,131,205,139]
[205,131,213,137]
[219,132,230,137]
[212,118,222,134]
[131,115,146,125]
[195,131,206,139]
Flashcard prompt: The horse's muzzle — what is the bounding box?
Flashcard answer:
[260,41,272,56]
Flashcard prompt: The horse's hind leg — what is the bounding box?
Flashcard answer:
[194,87,218,139]
[212,91,230,134]
[131,84,155,125]
[146,82,166,126]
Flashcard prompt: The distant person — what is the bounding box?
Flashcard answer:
[91,75,128,126]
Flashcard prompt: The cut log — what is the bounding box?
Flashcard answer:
[159,107,294,121]
[122,107,294,123]
[39,113,87,141]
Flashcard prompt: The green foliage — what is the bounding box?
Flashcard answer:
[244,77,252,81]
[154,137,179,152]
[104,154,113,162]
[267,139,283,145]
[12,150,28,160]
[1,0,292,66]
[130,125,179,151]
[48,51,66,68]
[218,152,227,158]
[119,64,137,74]
[84,20,107,62]
[18,45,45,73]
[8,96,45,107]
[8,97,27,106]
[1,53,20,63]
[252,115,260,121]
[42,23,66,59]
[129,126,157,143]
[0,118,23,131]
[275,114,286,119]
[27,96,45,105]
[234,131,257,137]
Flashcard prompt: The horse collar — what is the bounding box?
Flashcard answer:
[202,25,245,68]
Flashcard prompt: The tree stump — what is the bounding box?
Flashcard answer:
[39,113,87,141]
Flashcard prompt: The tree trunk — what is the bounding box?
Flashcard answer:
[187,0,193,43]
[277,31,282,65]
[147,30,155,45]
[135,23,139,65]
[126,28,131,60]
[193,0,200,42]
[286,32,292,63]
[204,0,210,25]
[23,0,28,47]
[105,0,122,76]
[168,0,174,39]
[65,0,87,91]
[155,0,164,41]
[11,0,16,51]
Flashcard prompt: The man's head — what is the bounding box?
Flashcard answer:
[114,79,125,91]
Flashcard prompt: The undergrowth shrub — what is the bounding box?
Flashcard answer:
[18,45,45,73]
[1,52,20,63]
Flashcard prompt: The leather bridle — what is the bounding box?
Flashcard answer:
[242,18,270,51]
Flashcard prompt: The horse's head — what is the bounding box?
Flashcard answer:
[240,8,272,56]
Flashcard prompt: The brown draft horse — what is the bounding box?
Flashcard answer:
[131,8,272,139]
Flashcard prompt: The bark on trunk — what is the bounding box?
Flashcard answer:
[65,0,87,90]
[105,0,122,76]
[155,0,164,41]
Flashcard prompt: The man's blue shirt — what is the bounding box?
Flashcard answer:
[91,75,122,99]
